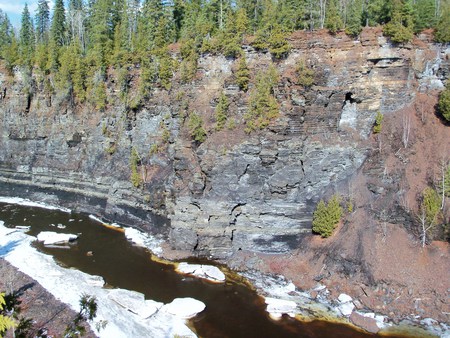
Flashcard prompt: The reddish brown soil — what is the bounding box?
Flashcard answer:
[0,259,96,337]
[229,92,450,324]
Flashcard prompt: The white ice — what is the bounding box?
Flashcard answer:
[264,297,297,319]
[0,196,71,213]
[124,227,163,255]
[176,262,226,283]
[37,231,78,245]
[0,222,204,338]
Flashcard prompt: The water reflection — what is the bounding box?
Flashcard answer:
[0,202,416,338]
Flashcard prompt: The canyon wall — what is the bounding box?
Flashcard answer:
[0,28,448,258]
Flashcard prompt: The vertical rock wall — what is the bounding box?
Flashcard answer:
[0,28,448,258]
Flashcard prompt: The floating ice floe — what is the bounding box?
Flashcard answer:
[176,262,226,283]
[162,297,206,319]
[124,227,163,255]
[0,196,71,213]
[0,221,199,338]
[108,289,162,319]
[37,231,78,245]
[264,297,297,320]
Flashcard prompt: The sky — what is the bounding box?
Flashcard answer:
[0,0,54,28]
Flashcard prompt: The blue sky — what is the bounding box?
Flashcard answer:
[0,0,54,28]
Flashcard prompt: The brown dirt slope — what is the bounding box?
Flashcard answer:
[230,91,450,324]
[0,259,96,337]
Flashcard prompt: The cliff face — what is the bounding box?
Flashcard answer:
[0,28,448,258]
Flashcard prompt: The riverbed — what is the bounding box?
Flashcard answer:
[0,200,434,338]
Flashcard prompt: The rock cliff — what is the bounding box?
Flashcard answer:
[0,28,448,259]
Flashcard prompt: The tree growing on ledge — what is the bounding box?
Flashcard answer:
[438,82,450,122]
[244,64,279,133]
[188,111,207,143]
[312,194,343,238]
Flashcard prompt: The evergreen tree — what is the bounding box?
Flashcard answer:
[35,0,50,44]
[188,111,207,143]
[277,0,306,31]
[383,0,414,43]
[215,92,229,130]
[0,10,13,53]
[438,82,450,122]
[268,25,291,59]
[363,0,392,26]
[435,3,450,42]
[325,0,344,33]
[346,0,363,37]
[413,0,436,33]
[137,0,164,53]
[3,32,19,72]
[235,56,250,91]
[245,64,279,132]
[51,0,66,47]
[20,4,34,68]
[312,194,342,238]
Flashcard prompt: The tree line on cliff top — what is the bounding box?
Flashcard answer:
[0,0,449,106]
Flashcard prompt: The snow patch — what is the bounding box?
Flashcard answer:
[0,196,71,213]
[0,222,199,337]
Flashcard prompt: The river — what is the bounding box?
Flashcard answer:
[0,201,421,338]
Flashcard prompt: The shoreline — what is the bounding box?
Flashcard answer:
[0,196,448,337]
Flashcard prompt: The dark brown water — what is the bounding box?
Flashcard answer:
[0,202,420,338]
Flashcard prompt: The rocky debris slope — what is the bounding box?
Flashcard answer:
[0,28,448,259]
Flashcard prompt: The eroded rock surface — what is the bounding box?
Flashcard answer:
[0,28,448,259]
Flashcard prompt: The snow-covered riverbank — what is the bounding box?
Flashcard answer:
[0,222,204,337]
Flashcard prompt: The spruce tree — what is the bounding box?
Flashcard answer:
[19,4,34,68]
[215,92,229,130]
[383,0,414,43]
[435,4,450,42]
[0,10,12,53]
[346,0,363,37]
[235,56,250,91]
[325,0,344,34]
[51,0,66,47]
[35,0,50,44]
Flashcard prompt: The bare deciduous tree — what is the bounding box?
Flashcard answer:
[402,112,411,149]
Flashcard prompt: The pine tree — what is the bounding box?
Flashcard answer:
[35,0,50,44]
[383,0,414,43]
[312,194,342,238]
[268,24,291,59]
[438,82,450,122]
[19,4,34,68]
[235,56,250,91]
[0,10,13,53]
[215,92,229,130]
[245,64,279,132]
[435,3,450,42]
[346,0,363,37]
[325,0,344,33]
[277,0,306,32]
[413,0,436,33]
[188,111,207,143]
[51,0,66,47]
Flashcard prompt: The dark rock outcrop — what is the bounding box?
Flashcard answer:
[0,29,448,259]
